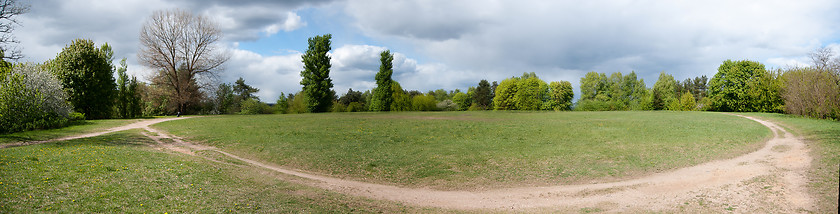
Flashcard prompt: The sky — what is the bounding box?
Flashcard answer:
[14,0,840,102]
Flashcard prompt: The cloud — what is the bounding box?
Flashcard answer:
[345,0,840,86]
[223,48,303,101]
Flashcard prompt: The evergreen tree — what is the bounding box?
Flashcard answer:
[299,34,333,113]
[370,50,394,111]
[473,79,492,109]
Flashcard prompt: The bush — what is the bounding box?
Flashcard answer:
[0,63,74,133]
[239,98,272,114]
[781,68,840,119]
[436,100,457,111]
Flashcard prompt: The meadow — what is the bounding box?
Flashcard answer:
[153,111,771,189]
[0,130,431,213]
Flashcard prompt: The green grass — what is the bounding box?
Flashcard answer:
[738,113,840,213]
[0,119,143,145]
[153,111,771,189]
[0,130,431,213]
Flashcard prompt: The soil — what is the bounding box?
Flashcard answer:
[2,115,814,212]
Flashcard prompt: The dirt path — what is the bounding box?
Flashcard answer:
[5,114,814,212]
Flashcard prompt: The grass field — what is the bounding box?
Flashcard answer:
[153,111,771,189]
[0,119,142,146]
[0,130,430,213]
[738,113,840,213]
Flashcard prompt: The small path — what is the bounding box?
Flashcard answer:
[1,114,814,212]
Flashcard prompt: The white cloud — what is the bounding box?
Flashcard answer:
[345,0,840,87]
[223,48,303,101]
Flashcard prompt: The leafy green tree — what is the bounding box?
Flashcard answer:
[51,39,116,119]
[493,77,519,110]
[471,79,492,109]
[579,71,608,101]
[370,50,394,111]
[548,80,574,110]
[678,92,696,111]
[390,81,411,111]
[514,76,548,110]
[339,88,364,106]
[708,60,766,112]
[300,34,334,113]
[651,72,678,110]
[452,92,471,111]
[411,94,437,111]
[748,69,784,113]
[215,83,235,114]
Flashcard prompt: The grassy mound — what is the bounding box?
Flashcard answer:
[154,111,770,189]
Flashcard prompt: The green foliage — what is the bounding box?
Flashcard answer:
[285,92,308,114]
[451,92,471,111]
[513,76,548,110]
[274,92,290,114]
[472,80,492,109]
[370,50,394,111]
[781,68,840,119]
[114,58,142,119]
[51,39,116,119]
[748,69,784,113]
[215,83,236,114]
[0,63,73,133]
[299,34,334,113]
[579,71,608,101]
[678,92,696,111]
[493,77,519,110]
[239,98,272,114]
[389,82,411,111]
[411,94,437,111]
[651,72,678,110]
[577,71,647,111]
[708,60,772,112]
[548,80,574,110]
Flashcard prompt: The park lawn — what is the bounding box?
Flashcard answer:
[153,111,771,190]
[738,113,840,213]
[0,130,432,213]
[0,119,144,145]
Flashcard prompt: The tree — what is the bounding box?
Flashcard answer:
[579,71,608,101]
[493,77,519,110]
[514,75,548,110]
[548,80,574,110]
[651,72,677,110]
[114,58,142,118]
[50,39,116,119]
[452,92,471,111]
[0,0,28,60]
[214,83,235,114]
[299,34,333,113]
[411,94,437,111]
[678,92,696,111]
[370,50,394,111]
[708,60,766,112]
[473,79,492,109]
[139,9,229,114]
[233,77,259,101]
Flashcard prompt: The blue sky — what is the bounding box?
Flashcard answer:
[15,0,840,102]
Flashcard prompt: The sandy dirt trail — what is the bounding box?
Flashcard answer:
[3,115,814,212]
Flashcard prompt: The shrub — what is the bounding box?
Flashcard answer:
[239,98,272,114]
[0,63,74,133]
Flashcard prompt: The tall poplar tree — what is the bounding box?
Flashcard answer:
[300,34,334,113]
[370,50,394,111]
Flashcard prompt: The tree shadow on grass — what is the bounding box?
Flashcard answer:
[39,131,154,148]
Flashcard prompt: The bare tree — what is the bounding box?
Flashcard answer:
[138,9,229,114]
[0,0,29,60]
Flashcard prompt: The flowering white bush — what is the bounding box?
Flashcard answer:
[0,63,73,133]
